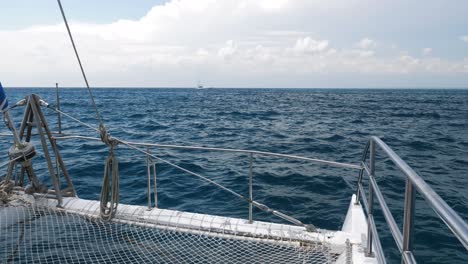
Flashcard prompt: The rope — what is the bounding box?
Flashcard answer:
[100,145,119,221]
[0,157,24,203]
[0,179,14,203]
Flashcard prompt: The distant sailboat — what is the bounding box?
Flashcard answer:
[196,81,204,89]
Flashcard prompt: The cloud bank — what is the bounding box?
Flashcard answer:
[1,0,467,87]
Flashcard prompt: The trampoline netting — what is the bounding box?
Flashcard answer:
[0,200,340,264]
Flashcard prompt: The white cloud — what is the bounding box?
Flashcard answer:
[356,38,376,49]
[422,48,432,55]
[461,35,468,42]
[218,40,238,59]
[399,55,419,65]
[357,50,375,57]
[0,0,466,87]
[196,48,210,57]
[292,37,329,54]
[250,45,275,64]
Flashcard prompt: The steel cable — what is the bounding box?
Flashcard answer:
[56,0,107,134]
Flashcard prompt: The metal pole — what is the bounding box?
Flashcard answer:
[3,111,22,146]
[56,83,62,134]
[402,178,416,262]
[356,140,370,204]
[369,175,403,251]
[355,166,365,204]
[33,94,75,196]
[13,163,18,185]
[18,98,31,140]
[29,95,63,206]
[146,146,151,210]
[366,140,375,257]
[153,159,157,208]
[372,136,468,249]
[5,162,15,183]
[249,153,253,224]
[55,138,60,186]
[111,141,362,170]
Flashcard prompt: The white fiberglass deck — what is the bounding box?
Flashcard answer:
[0,192,376,263]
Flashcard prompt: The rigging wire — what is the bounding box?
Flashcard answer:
[56,0,106,132]
[47,106,100,133]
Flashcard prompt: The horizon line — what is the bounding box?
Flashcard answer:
[3,86,468,89]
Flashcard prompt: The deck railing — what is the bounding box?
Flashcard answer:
[356,136,468,264]
[50,134,361,226]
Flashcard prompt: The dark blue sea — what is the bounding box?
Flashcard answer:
[2,88,467,263]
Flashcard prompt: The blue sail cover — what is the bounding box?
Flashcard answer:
[0,82,8,111]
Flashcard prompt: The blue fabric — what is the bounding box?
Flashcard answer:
[0,82,8,110]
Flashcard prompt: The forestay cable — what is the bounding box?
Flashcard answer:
[56,0,106,133]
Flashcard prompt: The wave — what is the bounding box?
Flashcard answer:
[3,88,467,264]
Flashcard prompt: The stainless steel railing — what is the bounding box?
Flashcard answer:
[51,135,361,169]
[50,134,362,225]
[356,136,468,264]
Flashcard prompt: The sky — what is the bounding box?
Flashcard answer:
[1,0,467,88]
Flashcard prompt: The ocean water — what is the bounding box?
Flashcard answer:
[1,88,467,263]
